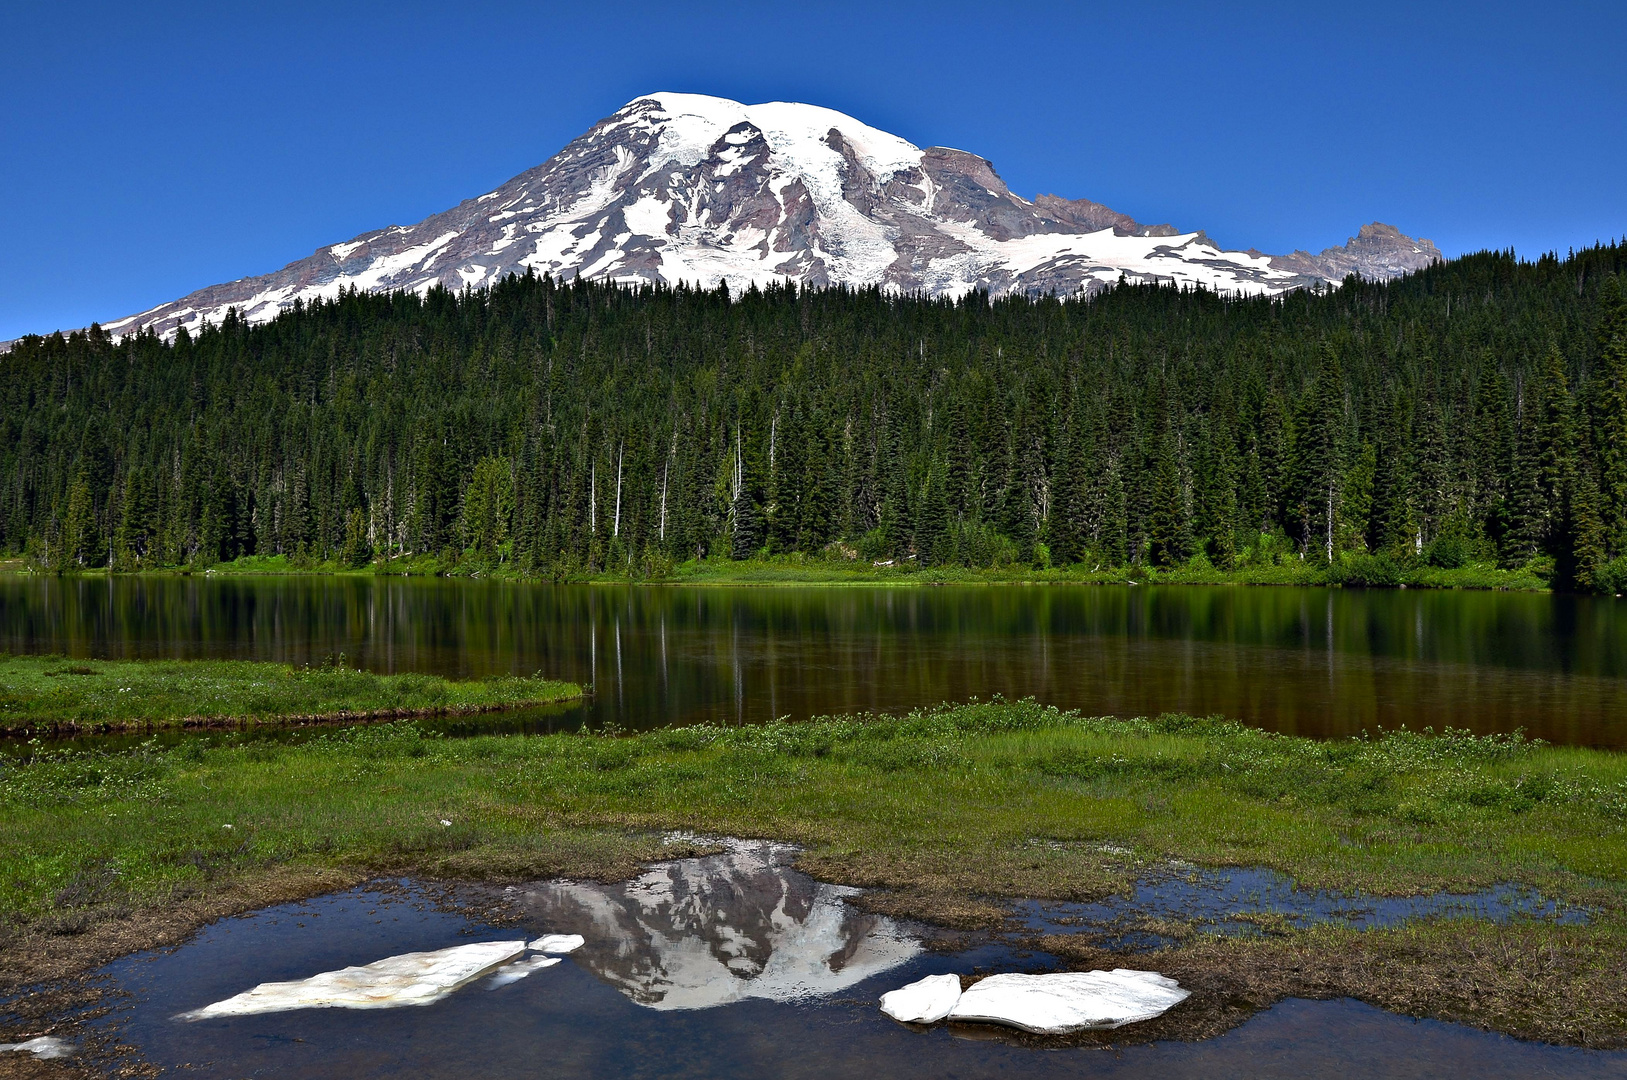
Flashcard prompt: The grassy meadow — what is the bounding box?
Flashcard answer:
[0,654,581,734]
[4,697,1626,1041]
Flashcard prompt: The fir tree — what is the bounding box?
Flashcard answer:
[730,425,765,559]
[1565,460,1608,591]
[1470,358,1513,544]
[1368,388,1414,554]
[1593,279,1627,557]
[1146,421,1190,567]
[1532,342,1578,556]
[915,461,952,565]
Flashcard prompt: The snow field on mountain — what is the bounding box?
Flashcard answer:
[76,91,1435,343]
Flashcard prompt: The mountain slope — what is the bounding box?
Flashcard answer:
[101,92,1441,340]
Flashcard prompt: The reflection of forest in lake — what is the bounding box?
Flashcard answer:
[5,576,1627,745]
[510,840,919,1009]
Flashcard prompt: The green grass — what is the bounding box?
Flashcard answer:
[666,555,1548,590]
[6,698,1626,1040]
[164,551,1552,591]
[76,549,1542,592]
[5,700,1623,923]
[0,654,581,734]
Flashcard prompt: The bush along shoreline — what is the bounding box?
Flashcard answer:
[13,544,1558,592]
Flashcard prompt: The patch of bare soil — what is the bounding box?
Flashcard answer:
[925,919,1627,1050]
[0,868,362,993]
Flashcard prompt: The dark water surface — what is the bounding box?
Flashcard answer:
[4,575,1627,745]
[1012,866,1587,950]
[75,846,1627,1079]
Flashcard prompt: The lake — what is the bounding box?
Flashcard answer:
[3,576,1626,746]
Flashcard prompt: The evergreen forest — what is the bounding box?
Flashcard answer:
[5,242,1627,590]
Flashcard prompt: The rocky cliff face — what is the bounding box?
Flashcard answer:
[1266,222,1445,283]
[98,93,1440,340]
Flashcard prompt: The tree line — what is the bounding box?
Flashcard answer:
[4,241,1627,589]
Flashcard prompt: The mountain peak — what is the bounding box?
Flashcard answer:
[1268,222,1443,283]
[87,95,1439,341]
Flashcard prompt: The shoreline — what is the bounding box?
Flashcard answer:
[0,698,583,739]
[4,701,1624,1047]
[0,655,583,738]
[2,841,1621,1051]
[1,556,1555,593]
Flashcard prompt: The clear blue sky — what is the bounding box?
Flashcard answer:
[2,1,1622,340]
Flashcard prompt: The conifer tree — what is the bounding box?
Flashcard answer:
[1293,345,1345,561]
[1001,468,1038,565]
[1368,388,1414,555]
[1501,408,1545,567]
[1565,459,1608,591]
[59,469,99,570]
[1099,456,1129,567]
[1593,280,1627,557]
[1533,342,1578,556]
[730,425,765,559]
[1193,415,1240,567]
[1048,416,1091,566]
[1146,421,1190,567]
[915,461,952,565]
[1413,388,1453,548]
[1471,358,1513,543]
[797,416,835,550]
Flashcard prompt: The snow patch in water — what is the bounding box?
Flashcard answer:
[177,940,526,1019]
[0,1035,74,1059]
[879,973,962,1024]
[947,969,1190,1034]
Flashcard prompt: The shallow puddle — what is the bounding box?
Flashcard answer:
[1012,864,1586,949]
[54,845,1627,1078]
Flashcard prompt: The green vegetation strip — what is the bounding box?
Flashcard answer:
[0,654,581,734]
[191,549,1548,590]
[4,698,1627,1042]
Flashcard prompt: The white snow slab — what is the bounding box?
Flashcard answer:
[946,969,1189,1033]
[528,933,585,954]
[487,955,561,988]
[177,940,527,1019]
[0,1035,73,1059]
[879,973,962,1024]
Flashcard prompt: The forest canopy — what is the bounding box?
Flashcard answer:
[4,242,1627,590]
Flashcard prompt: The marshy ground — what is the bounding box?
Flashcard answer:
[3,690,1626,1072]
[0,654,580,736]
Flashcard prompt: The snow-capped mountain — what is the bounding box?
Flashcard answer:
[102,92,1442,340]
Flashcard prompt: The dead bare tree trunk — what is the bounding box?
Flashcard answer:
[1325,477,1334,563]
[613,442,623,539]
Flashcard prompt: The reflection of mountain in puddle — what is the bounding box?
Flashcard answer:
[512,840,919,1009]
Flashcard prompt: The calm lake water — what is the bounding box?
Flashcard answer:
[3,575,1627,746]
